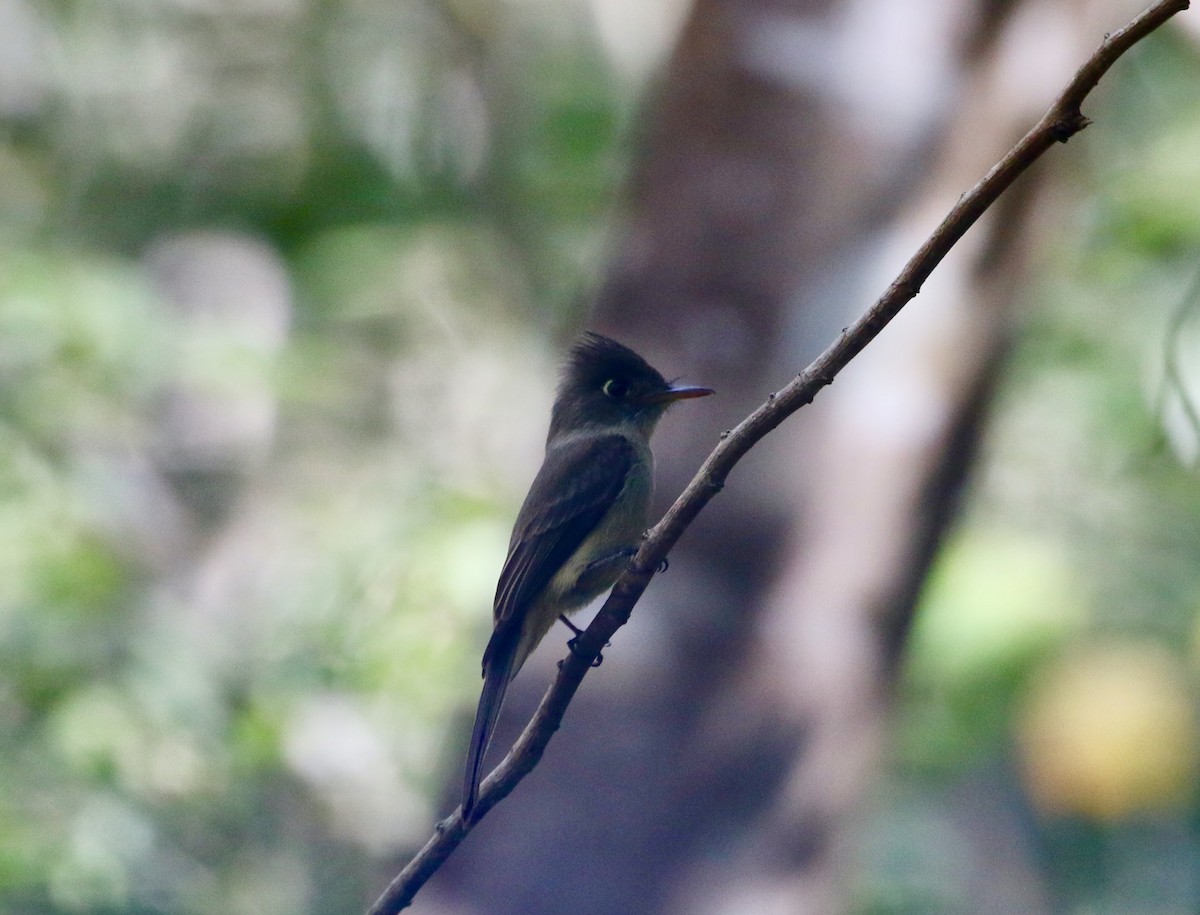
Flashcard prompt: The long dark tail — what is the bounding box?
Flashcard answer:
[462,631,517,822]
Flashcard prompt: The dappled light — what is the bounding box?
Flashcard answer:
[0,1,1198,914]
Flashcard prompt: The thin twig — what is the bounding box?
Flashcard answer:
[366,2,1190,911]
[1161,266,1200,443]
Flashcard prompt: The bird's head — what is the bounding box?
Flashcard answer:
[548,332,713,440]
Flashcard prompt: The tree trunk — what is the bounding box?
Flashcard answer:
[427,0,1108,911]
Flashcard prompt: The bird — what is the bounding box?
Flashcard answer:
[461,331,712,821]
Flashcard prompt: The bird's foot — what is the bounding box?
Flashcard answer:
[567,635,605,667]
[582,547,637,576]
[561,618,608,668]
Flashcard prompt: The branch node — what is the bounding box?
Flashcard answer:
[1049,111,1089,142]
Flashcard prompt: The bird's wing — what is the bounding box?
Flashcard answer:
[490,434,636,633]
[465,433,635,820]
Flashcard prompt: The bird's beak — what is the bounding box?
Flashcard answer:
[641,384,715,405]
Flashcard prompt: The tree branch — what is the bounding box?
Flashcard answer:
[366,1,1190,911]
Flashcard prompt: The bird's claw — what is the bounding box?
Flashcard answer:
[656,557,669,573]
[560,615,603,667]
[567,635,606,667]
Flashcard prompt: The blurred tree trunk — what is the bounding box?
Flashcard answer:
[426,0,1112,912]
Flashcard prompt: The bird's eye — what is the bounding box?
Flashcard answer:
[602,378,629,400]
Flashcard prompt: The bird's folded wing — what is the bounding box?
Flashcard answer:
[490,434,635,636]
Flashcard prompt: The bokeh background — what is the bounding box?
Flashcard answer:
[1,1,1199,913]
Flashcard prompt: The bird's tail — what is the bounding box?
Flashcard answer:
[462,631,517,822]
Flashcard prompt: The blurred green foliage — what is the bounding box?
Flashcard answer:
[870,29,1200,915]
[0,1,629,912]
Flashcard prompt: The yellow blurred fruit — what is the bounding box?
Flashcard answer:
[1016,642,1199,821]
